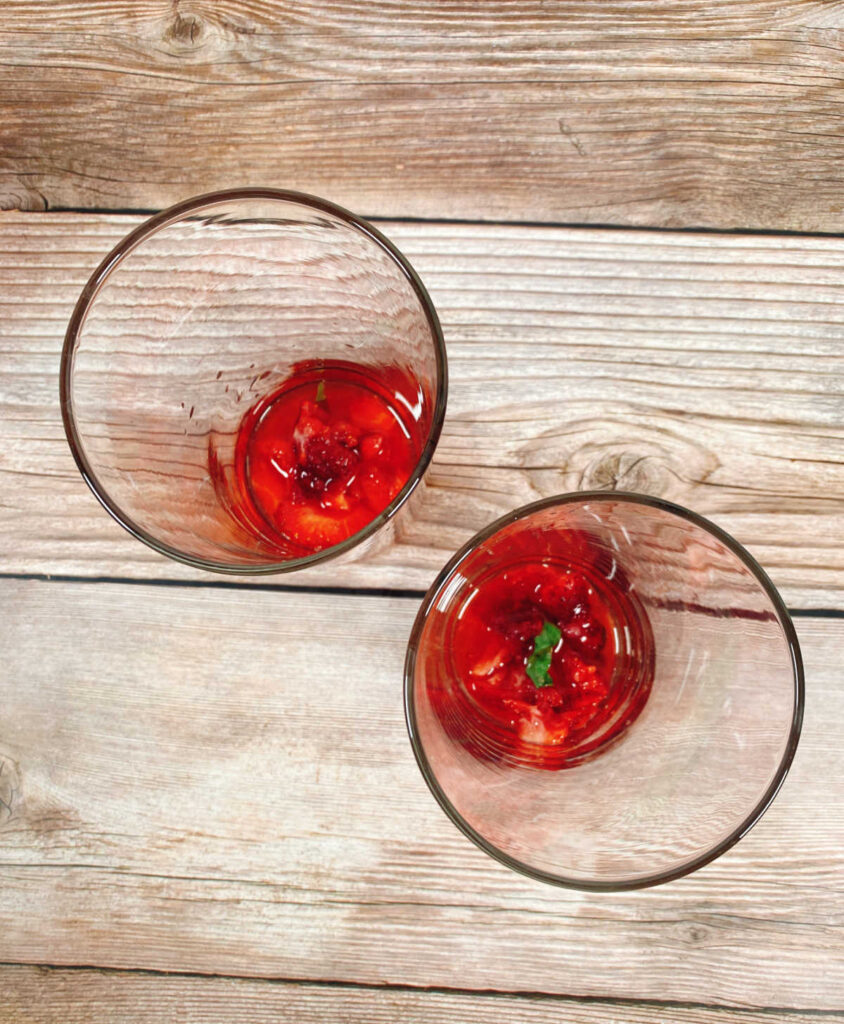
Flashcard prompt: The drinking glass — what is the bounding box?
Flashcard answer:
[405,492,804,889]
[61,189,446,573]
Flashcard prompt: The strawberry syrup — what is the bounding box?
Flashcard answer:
[423,531,654,770]
[222,361,425,554]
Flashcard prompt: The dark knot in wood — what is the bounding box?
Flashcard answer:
[164,12,204,47]
[0,755,21,825]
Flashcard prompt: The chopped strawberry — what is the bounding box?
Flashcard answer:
[296,434,359,496]
[448,551,649,769]
[357,465,385,509]
[469,632,511,678]
[562,615,606,659]
[360,433,385,459]
[233,365,423,556]
[539,571,591,621]
[535,686,567,716]
[277,503,357,550]
[562,649,603,685]
[348,390,397,433]
[320,485,352,512]
[292,400,329,454]
[493,603,543,649]
[292,402,360,497]
[331,420,359,450]
[518,711,555,746]
[357,464,406,511]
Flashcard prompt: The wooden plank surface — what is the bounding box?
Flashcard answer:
[0,578,840,1010]
[3,1,844,230]
[4,5,843,1020]
[1,214,842,607]
[3,965,843,1024]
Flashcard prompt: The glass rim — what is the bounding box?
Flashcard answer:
[403,490,805,892]
[59,187,448,575]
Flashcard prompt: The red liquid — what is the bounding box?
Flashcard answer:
[223,362,425,554]
[424,530,654,770]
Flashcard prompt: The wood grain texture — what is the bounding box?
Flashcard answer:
[3,966,843,1024]
[3,1,844,229]
[1,214,842,606]
[0,579,840,1010]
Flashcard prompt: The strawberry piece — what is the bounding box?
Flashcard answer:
[277,502,357,550]
[296,434,359,495]
[562,615,606,659]
[561,649,603,684]
[319,484,352,512]
[536,686,567,716]
[493,603,543,648]
[360,433,385,460]
[517,711,555,746]
[357,465,389,511]
[292,400,329,453]
[539,571,591,621]
[348,390,397,433]
[469,631,511,678]
[331,420,359,450]
[292,402,360,497]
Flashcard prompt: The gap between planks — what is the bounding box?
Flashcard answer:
[1,962,842,1023]
[23,206,844,243]
[0,571,842,620]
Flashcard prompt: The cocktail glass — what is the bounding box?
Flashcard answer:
[405,492,803,889]
[61,189,446,573]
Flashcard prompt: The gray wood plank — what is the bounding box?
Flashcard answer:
[2,2,844,230]
[1,215,842,606]
[2,965,842,1024]
[0,579,839,1009]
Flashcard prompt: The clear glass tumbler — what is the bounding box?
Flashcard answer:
[61,189,446,573]
[405,492,804,889]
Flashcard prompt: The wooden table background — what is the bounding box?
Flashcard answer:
[1,3,843,1021]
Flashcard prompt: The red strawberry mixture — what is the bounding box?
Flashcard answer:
[451,560,649,764]
[231,365,423,553]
